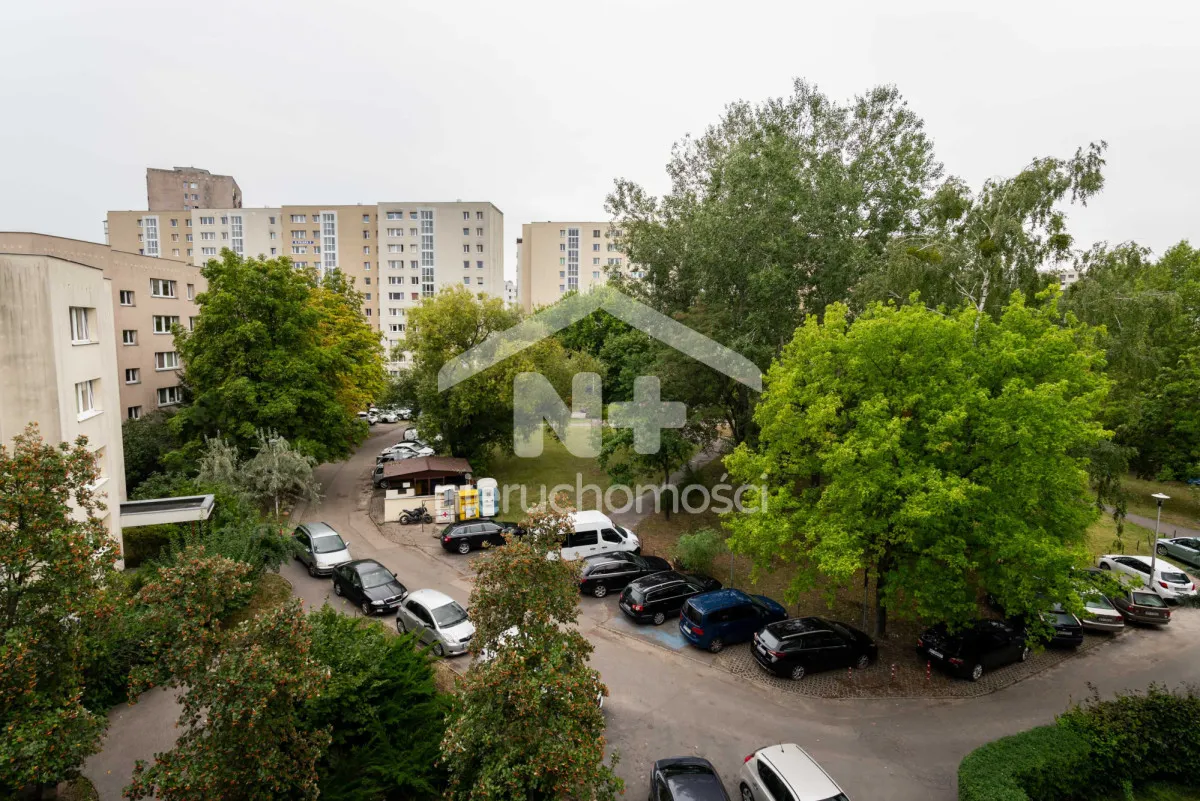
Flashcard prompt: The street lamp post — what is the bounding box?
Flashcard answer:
[1149,492,1170,590]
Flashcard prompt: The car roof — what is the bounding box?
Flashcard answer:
[767,617,828,638]
[757,744,842,800]
[571,509,612,527]
[687,588,749,613]
[407,588,456,608]
[301,522,337,537]
[583,552,635,566]
[344,559,386,573]
[632,570,687,588]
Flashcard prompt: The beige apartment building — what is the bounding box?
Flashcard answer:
[147,166,241,211]
[0,242,126,555]
[516,222,634,313]
[0,233,204,421]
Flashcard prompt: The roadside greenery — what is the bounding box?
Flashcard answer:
[672,528,726,575]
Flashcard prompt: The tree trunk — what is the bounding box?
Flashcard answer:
[861,569,870,631]
[874,555,889,639]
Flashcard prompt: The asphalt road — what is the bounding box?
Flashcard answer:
[84,424,1200,800]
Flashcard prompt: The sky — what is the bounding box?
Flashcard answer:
[2,0,1197,281]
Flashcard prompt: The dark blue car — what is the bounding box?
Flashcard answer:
[679,589,788,653]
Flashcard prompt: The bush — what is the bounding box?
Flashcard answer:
[959,685,1200,801]
[673,528,726,574]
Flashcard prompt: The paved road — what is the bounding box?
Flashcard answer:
[85,425,1200,800]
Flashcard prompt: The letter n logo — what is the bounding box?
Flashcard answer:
[513,372,601,457]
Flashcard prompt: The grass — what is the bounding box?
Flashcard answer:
[488,424,612,513]
[1121,475,1200,530]
[58,777,100,801]
[222,571,293,630]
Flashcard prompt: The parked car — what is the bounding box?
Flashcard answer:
[1078,590,1125,633]
[376,450,415,466]
[356,411,376,426]
[648,757,731,801]
[679,589,788,653]
[917,620,1030,681]
[1039,605,1084,647]
[382,441,434,458]
[739,743,848,801]
[1097,554,1197,602]
[619,570,722,625]
[477,625,604,709]
[1156,537,1200,568]
[293,522,352,577]
[751,617,877,681]
[395,589,474,657]
[397,407,413,420]
[331,559,407,615]
[439,519,525,554]
[1111,588,1172,626]
[376,409,399,423]
[553,510,640,561]
[578,552,671,598]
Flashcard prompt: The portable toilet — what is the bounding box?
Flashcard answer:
[433,485,458,523]
[477,478,499,518]
[458,486,480,521]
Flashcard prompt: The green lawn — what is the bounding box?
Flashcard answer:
[1122,475,1200,530]
[222,572,293,630]
[487,424,612,515]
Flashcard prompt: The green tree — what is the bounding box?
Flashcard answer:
[725,294,1110,636]
[608,80,943,444]
[441,501,621,801]
[1127,346,1200,481]
[0,424,117,795]
[598,427,694,520]
[125,600,331,801]
[305,607,447,801]
[241,429,321,516]
[172,251,384,464]
[121,409,178,493]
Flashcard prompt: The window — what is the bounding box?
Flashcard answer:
[757,762,795,801]
[593,229,601,237]
[313,246,321,254]
[119,290,135,306]
[364,308,372,316]
[560,244,566,251]
[199,216,215,225]
[607,243,617,251]
[220,216,228,225]
[389,323,405,333]
[409,227,418,236]
[75,380,97,417]
[476,227,483,236]
[388,292,403,300]
[269,216,276,225]
[152,315,179,334]
[387,228,404,237]
[155,351,180,370]
[291,230,306,239]
[321,212,338,271]
[476,277,483,285]
[186,234,193,242]
[593,257,600,265]
[187,249,193,256]
[388,244,404,253]
[290,214,306,223]
[362,229,370,239]
[387,211,404,220]
[559,257,565,265]
[409,212,417,219]
[477,260,484,269]
[189,181,197,189]
[230,215,243,255]
[202,247,217,256]
[171,249,180,257]
[560,229,565,237]
[463,244,470,253]
[157,386,183,406]
[186,283,194,300]
[410,260,418,268]
[124,368,140,384]
[463,211,470,220]
[362,213,371,223]
[593,271,601,279]
[150,278,177,298]
[593,243,600,251]
[388,276,402,285]
[270,232,277,240]
[143,216,159,257]
[122,329,137,345]
[363,277,371,285]
[189,316,198,331]
[388,260,403,269]
[292,246,308,254]
[463,277,470,285]
[608,258,623,266]
[364,292,372,300]
[170,218,178,227]
[363,246,370,255]
[411,292,419,300]
[200,232,215,240]
[270,248,277,255]
[560,270,566,277]
[364,262,371,270]
[171,234,179,242]
[410,276,420,284]
[477,211,484,220]
[476,244,483,252]
[69,307,93,343]
[127,406,142,420]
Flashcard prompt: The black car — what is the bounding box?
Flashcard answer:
[1039,605,1084,647]
[647,757,731,801]
[917,620,1030,681]
[439,519,525,554]
[619,570,722,625]
[579,552,672,598]
[331,559,408,616]
[751,617,877,681]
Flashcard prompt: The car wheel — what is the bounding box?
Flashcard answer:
[1020,645,1031,662]
[396,617,406,634]
[307,563,318,577]
[856,654,870,670]
[432,642,445,658]
[970,663,984,681]
[708,638,724,654]
[1157,544,1169,556]
[652,612,666,625]
[593,584,608,598]
[741,784,755,801]
[333,582,343,596]
[457,540,471,555]
[361,602,372,616]
[790,664,806,681]
[1100,562,1111,570]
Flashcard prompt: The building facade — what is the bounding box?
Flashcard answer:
[147,166,241,211]
[504,279,517,305]
[0,245,125,555]
[0,233,204,421]
[516,221,633,312]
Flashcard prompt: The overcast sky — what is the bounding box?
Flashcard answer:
[2,1,1196,280]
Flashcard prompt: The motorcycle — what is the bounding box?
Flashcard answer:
[399,504,433,525]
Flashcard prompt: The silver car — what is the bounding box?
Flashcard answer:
[294,522,353,577]
[1157,537,1200,569]
[395,589,475,657]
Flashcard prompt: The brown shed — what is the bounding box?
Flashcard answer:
[379,456,474,494]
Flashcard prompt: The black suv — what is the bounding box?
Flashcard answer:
[618,570,722,625]
[579,552,671,598]
[439,519,525,554]
[917,620,1031,681]
[752,617,877,681]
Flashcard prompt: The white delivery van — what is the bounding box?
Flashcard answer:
[557,510,641,561]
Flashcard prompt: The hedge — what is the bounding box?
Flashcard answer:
[959,685,1200,801]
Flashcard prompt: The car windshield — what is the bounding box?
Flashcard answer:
[1084,593,1115,611]
[627,586,646,603]
[828,621,855,640]
[311,534,346,554]
[1132,592,1167,608]
[1043,611,1077,626]
[748,596,773,612]
[1160,571,1189,584]
[682,603,702,625]
[431,601,469,627]
[360,568,394,589]
[663,764,716,777]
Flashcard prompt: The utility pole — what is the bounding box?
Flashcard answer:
[1149,492,1170,592]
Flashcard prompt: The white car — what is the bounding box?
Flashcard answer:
[1097,554,1197,602]
[739,743,849,801]
[380,442,434,458]
[395,589,475,657]
[293,522,353,577]
[549,510,640,561]
[376,410,399,424]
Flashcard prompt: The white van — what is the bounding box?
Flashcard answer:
[557,510,641,561]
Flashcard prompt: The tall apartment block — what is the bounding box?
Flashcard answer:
[147,166,241,211]
[516,222,636,313]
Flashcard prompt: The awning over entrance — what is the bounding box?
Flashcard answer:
[119,494,215,528]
